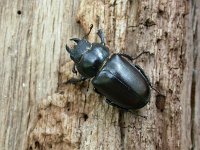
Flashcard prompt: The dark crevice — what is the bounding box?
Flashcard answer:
[17,10,22,15]
[190,70,196,150]
[112,0,117,51]
[83,113,88,121]
[35,141,40,148]
[119,110,124,150]
[190,0,198,149]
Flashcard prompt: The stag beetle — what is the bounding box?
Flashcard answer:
[65,25,160,110]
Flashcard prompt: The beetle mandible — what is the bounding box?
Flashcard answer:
[65,24,159,110]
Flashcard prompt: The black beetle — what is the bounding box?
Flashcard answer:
[66,25,159,110]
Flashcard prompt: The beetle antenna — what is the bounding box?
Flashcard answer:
[83,24,93,39]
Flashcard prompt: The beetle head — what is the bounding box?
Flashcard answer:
[66,38,92,63]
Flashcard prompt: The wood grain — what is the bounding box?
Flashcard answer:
[0,0,199,150]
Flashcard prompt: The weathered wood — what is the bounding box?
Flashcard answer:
[0,0,199,150]
[190,0,200,149]
[0,0,80,149]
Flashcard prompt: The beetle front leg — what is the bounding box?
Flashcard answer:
[97,29,105,45]
[83,24,93,38]
[65,76,87,84]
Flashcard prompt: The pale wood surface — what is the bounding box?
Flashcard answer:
[0,0,199,150]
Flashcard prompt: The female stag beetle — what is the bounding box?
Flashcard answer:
[65,25,160,110]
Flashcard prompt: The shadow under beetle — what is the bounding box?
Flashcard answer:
[65,24,160,110]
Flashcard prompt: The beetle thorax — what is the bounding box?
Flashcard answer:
[66,38,110,78]
[75,43,110,78]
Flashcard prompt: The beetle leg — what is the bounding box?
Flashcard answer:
[83,24,93,39]
[127,110,147,119]
[65,76,87,84]
[97,29,105,45]
[72,64,77,75]
[118,51,150,61]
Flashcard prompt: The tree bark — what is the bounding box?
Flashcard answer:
[0,0,199,150]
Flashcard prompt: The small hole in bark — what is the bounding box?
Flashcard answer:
[29,146,33,150]
[35,141,40,148]
[156,94,166,112]
[38,113,42,119]
[158,9,164,15]
[156,39,161,43]
[49,144,52,148]
[59,91,64,95]
[164,32,168,38]
[76,20,81,24]
[66,102,71,111]
[17,10,22,15]
[83,113,88,121]
[155,81,160,86]
[168,89,173,94]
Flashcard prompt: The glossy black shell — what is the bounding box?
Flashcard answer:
[76,43,109,78]
[92,54,150,109]
[66,30,151,110]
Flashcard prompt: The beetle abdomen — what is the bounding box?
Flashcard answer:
[92,54,150,109]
